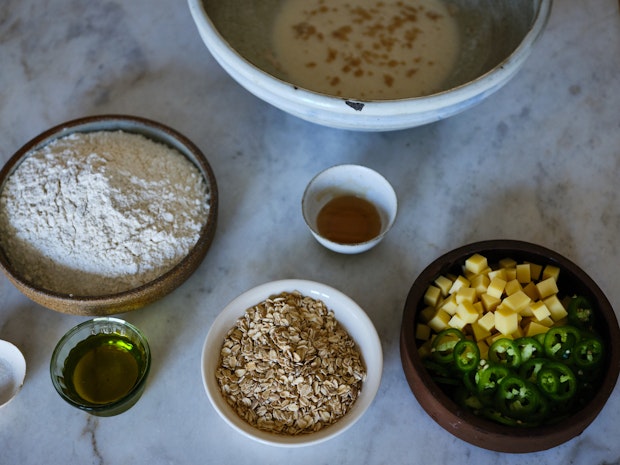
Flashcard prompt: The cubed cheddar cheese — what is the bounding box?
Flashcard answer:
[428,309,451,332]
[487,277,507,299]
[504,268,517,281]
[480,293,501,312]
[536,277,559,299]
[477,340,490,360]
[420,306,436,323]
[526,261,543,281]
[499,257,518,269]
[495,306,519,335]
[448,275,470,294]
[424,285,442,307]
[440,293,459,315]
[487,268,507,281]
[516,263,531,283]
[456,301,479,324]
[448,314,467,330]
[502,290,531,313]
[543,294,568,320]
[542,264,560,282]
[505,279,523,296]
[471,273,490,295]
[477,311,495,332]
[456,287,477,304]
[524,320,549,338]
[434,275,453,297]
[465,253,489,275]
[471,322,491,341]
[522,281,540,301]
[415,323,431,341]
[530,300,551,321]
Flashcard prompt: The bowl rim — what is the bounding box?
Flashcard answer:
[201,278,383,447]
[0,339,26,408]
[400,239,620,453]
[0,114,219,315]
[188,0,553,129]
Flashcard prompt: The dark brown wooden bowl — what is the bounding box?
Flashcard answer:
[400,240,620,453]
[0,115,218,316]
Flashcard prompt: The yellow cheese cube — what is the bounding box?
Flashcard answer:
[495,307,519,335]
[487,268,507,281]
[526,261,543,281]
[522,281,540,301]
[471,322,491,342]
[504,268,517,281]
[516,263,531,283]
[434,275,453,297]
[524,320,549,338]
[487,277,507,299]
[428,309,451,332]
[480,293,501,312]
[448,275,470,295]
[473,301,484,315]
[424,285,442,307]
[487,332,513,345]
[536,277,559,299]
[415,323,432,341]
[537,316,555,327]
[418,339,434,359]
[499,257,518,269]
[477,311,495,332]
[465,253,489,275]
[502,290,531,313]
[448,314,467,330]
[505,279,523,296]
[530,300,551,321]
[456,287,477,304]
[420,306,436,323]
[471,273,490,296]
[477,340,489,360]
[520,304,534,317]
[440,293,459,315]
[542,265,560,282]
[543,295,568,321]
[456,301,480,324]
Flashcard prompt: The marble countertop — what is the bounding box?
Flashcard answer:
[1,0,619,463]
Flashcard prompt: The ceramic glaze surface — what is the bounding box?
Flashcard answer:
[1,0,620,463]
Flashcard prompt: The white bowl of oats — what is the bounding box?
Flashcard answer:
[201,279,383,447]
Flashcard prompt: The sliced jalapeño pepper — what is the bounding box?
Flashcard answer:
[518,357,550,383]
[515,337,544,364]
[431,328,465,364]
[543,326,581,362]
[488,338,522,369]
[537,362,577,402]
[453,340,480,372]
[495,375,541,419]
[475,363,510,400]
[567,296,595,330]
[573,337,604,370]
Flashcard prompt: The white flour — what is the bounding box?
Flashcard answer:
[0,130,211,296]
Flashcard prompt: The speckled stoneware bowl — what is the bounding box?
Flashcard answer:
[400,240,620,453]
[202,279,383,447]
[188,0,552,131]
[0,115,218,316]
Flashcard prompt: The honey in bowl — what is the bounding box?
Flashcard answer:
[317,194,382,244]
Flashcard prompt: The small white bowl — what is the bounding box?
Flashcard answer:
[201,279,383,447]
[0,339,26,408]
[302,165,397,254]
[188,0,552,131]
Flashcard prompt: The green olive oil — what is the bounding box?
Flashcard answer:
[64,333,142,405]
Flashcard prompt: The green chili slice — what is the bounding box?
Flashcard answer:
[543,326,581,362]
[567,296,595,330]
[573,337,604,370]
[431,328,465,364]
[488,338,522,369]
[453,340,480,372]
[495,375,541,419]
[537,362,577,402]
[515,337,544,364]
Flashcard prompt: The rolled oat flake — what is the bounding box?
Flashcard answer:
[0,130,210,296]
